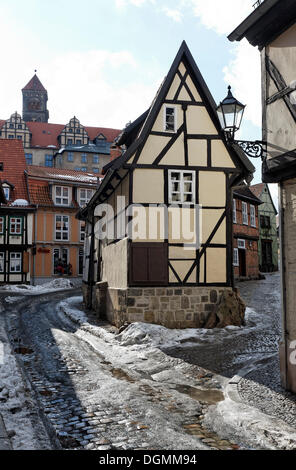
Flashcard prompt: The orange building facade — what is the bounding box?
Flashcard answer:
[26,166,98,284]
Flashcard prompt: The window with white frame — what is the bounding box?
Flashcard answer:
[233,248,239,266]
[55,186,70,206]
[55,215,69,241]
[0,253,4,272]
[250,205,256,227]
[233,199,237,223]
[0,217,4,234]
[169,170,195,204]
[242,201,248,225]
[9,217,22,235]
[79,189,94,207]
[238,239,246,249]
[80,221,85,242]
[10,252,22,273]
[164,106,176,132]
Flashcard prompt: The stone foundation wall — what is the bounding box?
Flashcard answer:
[95,285,233,329]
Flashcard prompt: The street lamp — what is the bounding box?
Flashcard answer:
[217,86,245,140]
[217,85,266,160]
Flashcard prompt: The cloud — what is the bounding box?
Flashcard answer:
[115,0,155,8]
[185,0,253,35]
[162,7,183,23]
[223,40,262,129]
[0,6,159,130]
[186,0,262,131]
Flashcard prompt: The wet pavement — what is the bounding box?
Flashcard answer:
[2,272,295,450]
[164,272,281,378]
[1,291,240,450]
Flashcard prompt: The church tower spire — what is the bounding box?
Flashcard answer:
[22,73,49,122]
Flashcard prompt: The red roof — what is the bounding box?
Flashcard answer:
[26,166,100,207]
[26,165,101,184]
[22,74,47,93]
[27,122,64,148]
[28,180,53,206]
[24,122,121,149]
[249,183,265,199]
[0,139,29,204]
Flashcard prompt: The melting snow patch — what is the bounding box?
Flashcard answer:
[0,278,74,294]
[57,296,87,325]
[116,308,262,350]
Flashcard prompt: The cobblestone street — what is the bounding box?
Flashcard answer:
[164,272,281,377]
[1,272,296,451]
[0,291,240,451]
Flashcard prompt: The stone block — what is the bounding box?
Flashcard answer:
[127,297,135,307]
[129,289,143,296]
[181,297,190,309]
[210,290,218,303]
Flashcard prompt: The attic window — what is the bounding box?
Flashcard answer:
[164,106,176,132]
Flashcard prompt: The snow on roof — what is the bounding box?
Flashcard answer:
[11,199,29,206]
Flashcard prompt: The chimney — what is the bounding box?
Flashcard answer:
[110,144,122,162]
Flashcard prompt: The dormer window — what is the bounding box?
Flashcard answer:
[79,188,94,207]
[55,186,70,206]
[164,106,176,132]
[3,187,10,201]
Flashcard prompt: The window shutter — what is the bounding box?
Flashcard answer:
[23,252,29,273]
[131,243,168,285]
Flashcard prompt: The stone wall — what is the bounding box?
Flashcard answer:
[95,284,234,329]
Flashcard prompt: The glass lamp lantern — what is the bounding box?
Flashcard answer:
[216,86,246,139]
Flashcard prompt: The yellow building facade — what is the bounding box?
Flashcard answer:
[79,42,254,328]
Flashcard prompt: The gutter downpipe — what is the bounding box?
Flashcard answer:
[32,206,38,286]
[279,181,288,388]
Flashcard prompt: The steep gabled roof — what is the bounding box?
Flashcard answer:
[22,74,47,93]
[115,109,150,148]
[249,182,278,214]
[103,40,255,179]
[0,139,29,204]
[233,184,263,205]
[228,0,296,50]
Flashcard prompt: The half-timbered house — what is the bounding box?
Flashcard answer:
[229,0,296,391]
[0,139,35,284]
[249,183,278,273]
[79,41,254,329]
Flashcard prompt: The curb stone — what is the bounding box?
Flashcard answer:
[0,414,11,450]
[225,353,278,403]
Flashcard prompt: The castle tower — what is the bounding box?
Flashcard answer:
[22,73,49,122]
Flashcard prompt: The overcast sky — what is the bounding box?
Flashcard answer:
[1,0,277,202]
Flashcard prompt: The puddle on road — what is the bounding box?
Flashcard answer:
[109,367,136,383]
[14,346,34,355]
[175,384,224,405]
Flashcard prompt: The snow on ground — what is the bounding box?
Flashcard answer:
[0,278,74,295]
[57,297,88,325]
[57,297,296,450]
[58,297,263,353]
[0,307,51,449]
[116,307,261,350]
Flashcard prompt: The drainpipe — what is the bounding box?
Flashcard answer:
[88,213,95,309]
[279,182,288,387]
[32,206,38,286]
